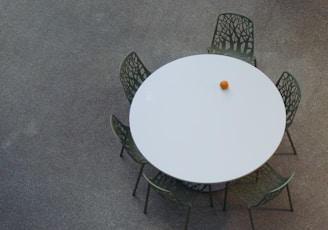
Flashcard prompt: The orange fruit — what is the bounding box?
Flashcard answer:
[220,80,229,89]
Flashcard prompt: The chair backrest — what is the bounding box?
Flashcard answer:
[119,52,151,103]
[110,114,144,161]
[210,13,254,60]
[143,172,191,207]
[276,72,301,128]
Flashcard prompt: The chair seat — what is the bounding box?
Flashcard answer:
[126,141,149,164]
[208,47,253,59]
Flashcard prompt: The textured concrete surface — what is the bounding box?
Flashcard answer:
[1,0,327,229]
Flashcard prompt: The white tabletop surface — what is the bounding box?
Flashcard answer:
[129,54,286,184]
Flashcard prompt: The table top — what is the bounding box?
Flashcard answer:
[129,54,286,184]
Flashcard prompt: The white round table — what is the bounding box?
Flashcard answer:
[129,54,286,184]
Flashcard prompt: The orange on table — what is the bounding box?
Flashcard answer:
[220,80,229,89]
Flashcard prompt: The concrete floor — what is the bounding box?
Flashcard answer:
[1,0,327,229]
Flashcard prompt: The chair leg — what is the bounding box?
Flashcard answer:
[119,145,125,157]
[144,184,151,214]
[209,184,214,208]
[223,183,228,211]
[286,129,297,155]
[255,169,260,182]
[286,185,294,211]
[248,208,255,230]
[184,206,191,230]
[133,164,145,196]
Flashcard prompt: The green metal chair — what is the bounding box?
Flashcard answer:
[276,71,302,155]
[143,172,213,230]
[119,52,152,103]
[110,114,148,196]
[223,163,294,230]
[208,13,257,66]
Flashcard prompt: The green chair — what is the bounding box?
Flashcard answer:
[119,52,152,103]
[223,163,294,230]
[276,72,302,155]
[208,13,256,66]
[110,114,148,196]
[143,172,213,230]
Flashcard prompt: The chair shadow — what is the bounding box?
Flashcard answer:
[256,207,293,212]
[274,152,295,156]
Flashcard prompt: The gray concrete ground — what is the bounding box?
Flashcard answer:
[1,0,327,229]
